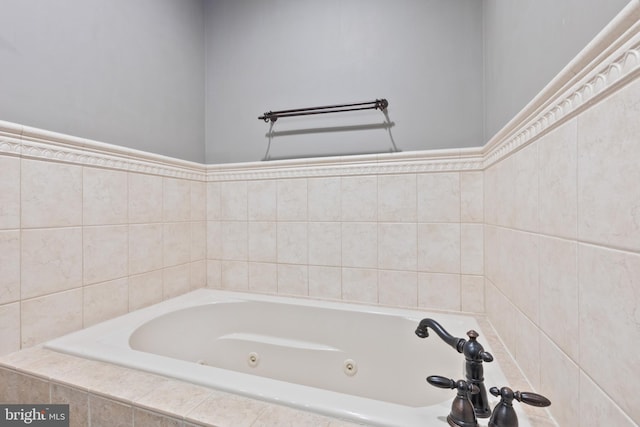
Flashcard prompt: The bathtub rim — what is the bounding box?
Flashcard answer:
[43,289,533,427]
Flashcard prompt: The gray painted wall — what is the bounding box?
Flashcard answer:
[0,0,205,162]
[204,0,484,164]
[483,0,630,141]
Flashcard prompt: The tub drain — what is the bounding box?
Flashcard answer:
[248,352,260,368]
[343,359,358,376]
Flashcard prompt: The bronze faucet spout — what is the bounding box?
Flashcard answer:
[415,318,494,418]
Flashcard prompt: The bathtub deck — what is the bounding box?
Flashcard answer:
[0,317,557,427]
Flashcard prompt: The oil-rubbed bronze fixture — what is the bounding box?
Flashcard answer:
[258,99,388,123]
[427,376,480,427]
[415,319,494,418]
[488,386,551,427]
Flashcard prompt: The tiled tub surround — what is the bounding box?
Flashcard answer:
[0,317,555,427]
[0,2,639,425]
[485,77,640,427]
[0,125,207,356]
[205,163,486,312]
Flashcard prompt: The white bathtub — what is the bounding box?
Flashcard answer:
[45,289,529,427]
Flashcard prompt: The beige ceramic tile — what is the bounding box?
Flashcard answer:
[461,223,483,275]
[341,222,377,268]
[221,181,247,221]
[52,384,89,417]
[510,143,539,232]
[190,181,206,221]
[378,174,417,222]
[248,222,277,262]
[206,260,221,289]
[341,268,377,303]
[163,222,191,266]
[186,392,269,427]
[485,279,517,354]
[21,227,82,299]
[418,272,460,311]
[191,221,207,261]
[21,159,82,228]
[417,172,460,222]
[277,178,307,221]
[341,176,377,222]
[378,270,417,307]
[579,372,637,427]
[308,266,341,299]
[277,222,307,264]
[308,177,341,221]
[248,262,277,293]
[66,361,168,403]
[538,236,578,360]
[135,379,213,418]
[248,180,277,221]
[506,229,539,323]
[129,172,163,224]
[21,288,83,347]
[0,347,75,375]
[206,181,221,221]
[539,334,579,427]
[484,225,516,301]
[51,382,89,427]
[206,221,221,259]
[89,394,133,427]
[252,404,334,427]
[0,303,20,355]
[578,244,640,422]
[163,177,191,222]
[136,409,184,426]
[0,368,50,403]
[484,160,510,227]
[163,264,191,299]
[83,225,128,285]
[577,78,640,252]
[221,221,247,261]
[83,278,129,327]
[460,171,483,223]
[538,119,578,239]
[0,155,20,229]
[220,260,248,291]
[417,223,460,273]
[83,167,128,225]
[0,230,20,304]
[129,270,163,311]
[129,224,163,275]
[514,313,540,390]
[377,222,417,270]
[308,222,341,266]
[460,275,484,313]
[277,264,308,296]
[190,260,206,290]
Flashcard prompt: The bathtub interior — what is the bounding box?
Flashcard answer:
[129,301,465,407]
[44,289,531,427]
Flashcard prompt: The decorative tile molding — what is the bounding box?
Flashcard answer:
[206,149,485,182]
[483,3,640,168]
[0,120,206,181]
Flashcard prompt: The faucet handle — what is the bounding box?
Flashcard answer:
[480,350,494,363]
[489,386,551,407]
[427,376,479,394]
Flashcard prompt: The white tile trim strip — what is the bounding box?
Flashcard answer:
[482,1,640,168]
[0,0,638,180]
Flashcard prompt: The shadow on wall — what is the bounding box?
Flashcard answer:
[262,110,399,160]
